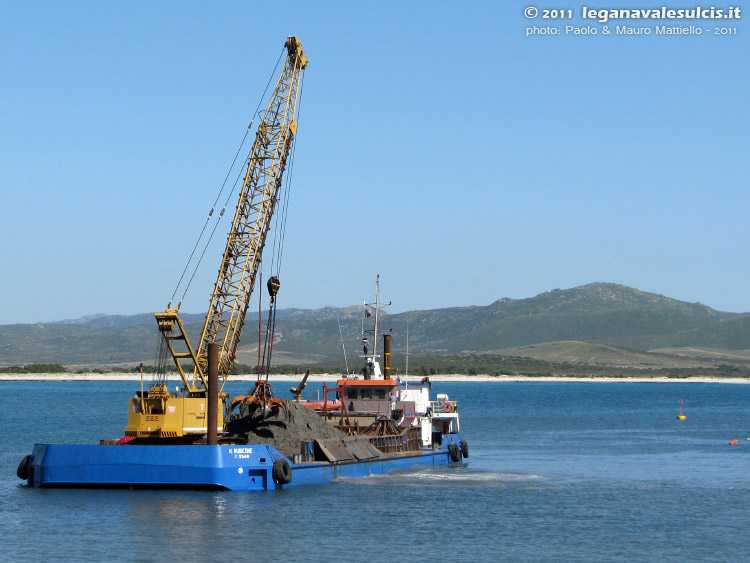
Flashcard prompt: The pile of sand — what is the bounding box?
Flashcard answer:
[228,400,346,459]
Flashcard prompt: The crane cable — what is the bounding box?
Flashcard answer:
[167,46,286,310]
[269,71,304,279]
[167,126,248,309]
[260,71,304,380]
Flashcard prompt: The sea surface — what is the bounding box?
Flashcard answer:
[1,380,749,561]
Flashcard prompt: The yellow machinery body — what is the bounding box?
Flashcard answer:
[125,385,224,439]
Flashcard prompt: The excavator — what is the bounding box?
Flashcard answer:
[125,36,307,442]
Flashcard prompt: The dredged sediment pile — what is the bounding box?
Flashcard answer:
[229,400,347,459]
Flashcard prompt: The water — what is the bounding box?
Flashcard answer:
[2,380,749,561]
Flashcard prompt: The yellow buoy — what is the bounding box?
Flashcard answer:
[677,401,686,420]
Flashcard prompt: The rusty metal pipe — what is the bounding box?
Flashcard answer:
[383,333,391,378]
[207,342,219,446]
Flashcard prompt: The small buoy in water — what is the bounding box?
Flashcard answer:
[729,439,739,446]
[676,401,686,421]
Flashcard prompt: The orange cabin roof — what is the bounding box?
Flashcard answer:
[336,379,398,387]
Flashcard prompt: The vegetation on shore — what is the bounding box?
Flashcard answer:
[297,354,750,380]
[4,355,748,380]
[0,363,68,374]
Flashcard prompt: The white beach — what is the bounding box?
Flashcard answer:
[1,373,749,384]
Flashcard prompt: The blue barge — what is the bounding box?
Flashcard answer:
[24,432,465,491]
[20,373,468,490]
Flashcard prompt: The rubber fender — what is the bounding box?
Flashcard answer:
[460,439,469,459]
[17,455,31,480]
[448,442,461,463]
[272,458,292,485]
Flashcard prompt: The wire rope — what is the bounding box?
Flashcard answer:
[269,71,304,279]
[261,71,304,379]
[168,126,251,308]
[168,46,285,308]
[177,140,251,307]
[257,271,263,378]
[155,331,171,381]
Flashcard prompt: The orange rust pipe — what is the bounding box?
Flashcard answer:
[207,342,219,446]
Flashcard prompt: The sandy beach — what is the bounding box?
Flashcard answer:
[1,373,749,384]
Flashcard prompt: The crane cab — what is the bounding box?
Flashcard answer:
[125,384,223,440]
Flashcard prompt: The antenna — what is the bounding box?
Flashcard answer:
[337,311,349,375]
[406,318,409,377]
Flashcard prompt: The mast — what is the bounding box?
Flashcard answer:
[361,275,391,379]
[406,318,409,377]
[373,276,380,361]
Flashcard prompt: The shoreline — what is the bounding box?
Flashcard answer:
[1,373,749,384]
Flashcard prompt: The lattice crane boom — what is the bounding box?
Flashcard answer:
[156,36,307,394]
[126,37,306,441]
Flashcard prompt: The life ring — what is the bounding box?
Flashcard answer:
[443,402,454,413]
[17,455,31,480]
[461,439,469,458]
[448,442,461,462]
[272,458,292,485]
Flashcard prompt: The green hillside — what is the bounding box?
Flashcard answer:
[1,283,748,371]
[269,283,750,357]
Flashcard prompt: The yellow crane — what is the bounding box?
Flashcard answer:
[125,37,307,440]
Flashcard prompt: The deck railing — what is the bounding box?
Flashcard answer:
[429,400,458,414]
[368,427,421,452]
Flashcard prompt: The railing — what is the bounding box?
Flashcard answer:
[368,427,421,453]
[344,399,391,414]
[429,400,458,415]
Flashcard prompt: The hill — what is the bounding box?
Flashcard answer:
[49,309,303,328]
[269,283,750,359]
[1,283,749,370]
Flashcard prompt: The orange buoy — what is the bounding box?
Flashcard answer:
[729,439,739,446]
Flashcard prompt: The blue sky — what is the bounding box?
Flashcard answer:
[1,1,748,325]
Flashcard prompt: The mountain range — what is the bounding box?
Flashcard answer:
[1,283,749,370]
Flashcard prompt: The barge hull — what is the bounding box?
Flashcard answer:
[25,436,465,491]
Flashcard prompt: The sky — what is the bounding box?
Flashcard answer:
[1,1,748,325]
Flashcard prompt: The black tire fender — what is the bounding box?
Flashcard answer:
[448,442,461,463]
[272,458,292,485]
[17,455,31,480]
[460,439,469,459]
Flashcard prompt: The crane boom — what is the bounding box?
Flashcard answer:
[160,37,306,393]
[196,36,306,388]
[126,37,307,440]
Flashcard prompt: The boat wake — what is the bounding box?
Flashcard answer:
[334,467,546,487]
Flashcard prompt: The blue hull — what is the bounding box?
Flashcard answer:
[25,435,465,491]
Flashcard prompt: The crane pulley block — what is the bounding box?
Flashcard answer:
[267,276,280,298]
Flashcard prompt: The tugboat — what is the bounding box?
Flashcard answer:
[299,277,466,464]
